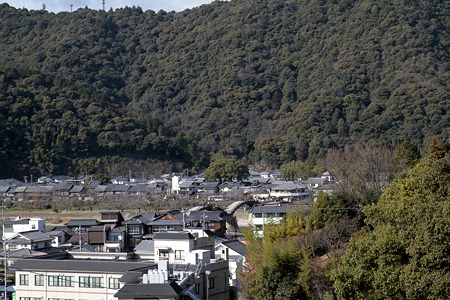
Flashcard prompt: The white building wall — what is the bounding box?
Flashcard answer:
[154,239,194,264]
[4,218,46,239]
[15,270,122,300]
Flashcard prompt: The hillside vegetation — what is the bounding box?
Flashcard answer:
[0,0,448,177]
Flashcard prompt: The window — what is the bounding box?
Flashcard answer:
[20,298,44,300]
[20,274,29,285]
[254,213,262,218]
[175,250,184,260]
[79,276,90,287]
[208,277,215,289]
[91,277,104,288]
[35,274,44,286]
[255,225,263,231]
[128,226,140,234]
[79,276,104,288]
[109,277,120,289]
[159,249,169,259]
[48,275,74,287]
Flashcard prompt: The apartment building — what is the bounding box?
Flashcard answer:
[13,259,154,300]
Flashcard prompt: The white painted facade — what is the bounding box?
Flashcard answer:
[15,270,123,300]
[3,217,46,239]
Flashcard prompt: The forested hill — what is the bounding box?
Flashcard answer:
[0,0,448,178]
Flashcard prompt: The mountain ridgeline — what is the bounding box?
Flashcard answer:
[0,0,448,177]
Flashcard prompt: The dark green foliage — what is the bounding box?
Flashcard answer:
[333,145,450,299]
[389,140,420,178]
[0,67,202,177]
[0,0,448,176]
[204,157,249,183]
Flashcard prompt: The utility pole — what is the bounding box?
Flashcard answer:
[2,201,7,300]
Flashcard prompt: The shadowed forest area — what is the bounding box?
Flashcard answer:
[0,0,448,179]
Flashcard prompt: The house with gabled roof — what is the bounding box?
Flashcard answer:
[269,181,310,200]
[148,212,184,234]
[3,217,46,239]
[65,219,99,236]
[215,239,248,287]
[6,231,53,251]
[112,176,129,185]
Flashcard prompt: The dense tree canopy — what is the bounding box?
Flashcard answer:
[204,157,249,183]
[0,0,448,177]
[333,146,450,299]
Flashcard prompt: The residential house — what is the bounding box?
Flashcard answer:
[249,204,301,236]
[52,182,73,201]
[69,185,86,199]
[215,239,248,287]
[47,230,69,248]
[148,212,184,234]
[152,231,215,264]
[219,182,243,193]
[6,231,52,251]
[2,217,46,239]
[269,182,310,200]
[65,219,99,237]
[186,211,232,238]
[112,176,129,185]
[99,210,125,226]
[197,182,220,194]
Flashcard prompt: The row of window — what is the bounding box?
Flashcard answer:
[158,250,185,260]
[19,274,119,289]
[253,213,285,218]
[19,298,73,300]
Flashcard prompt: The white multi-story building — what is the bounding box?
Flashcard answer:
[249,204,300,236]
[13,232,231,300]
[153,232,215,264]
[3,217,46,239]
[13,259,154,300]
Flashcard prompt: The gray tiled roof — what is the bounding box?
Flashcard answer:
[187,211,231,222]
[148,219,183,226]
[65,219,99,227]
[12,258,154,273]
[153,232,195,240]
[250,205,291,214]
[0,186,11,193]
[271,182,306,191]
[221,240,248,255]
[134,240,154,253]
[10,231,52,243]
[115,281,183,299]
[3,219,29,225]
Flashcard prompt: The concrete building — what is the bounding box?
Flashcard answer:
[249,204,302,236]
[3,217,46,239]
[13,259,154,300]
